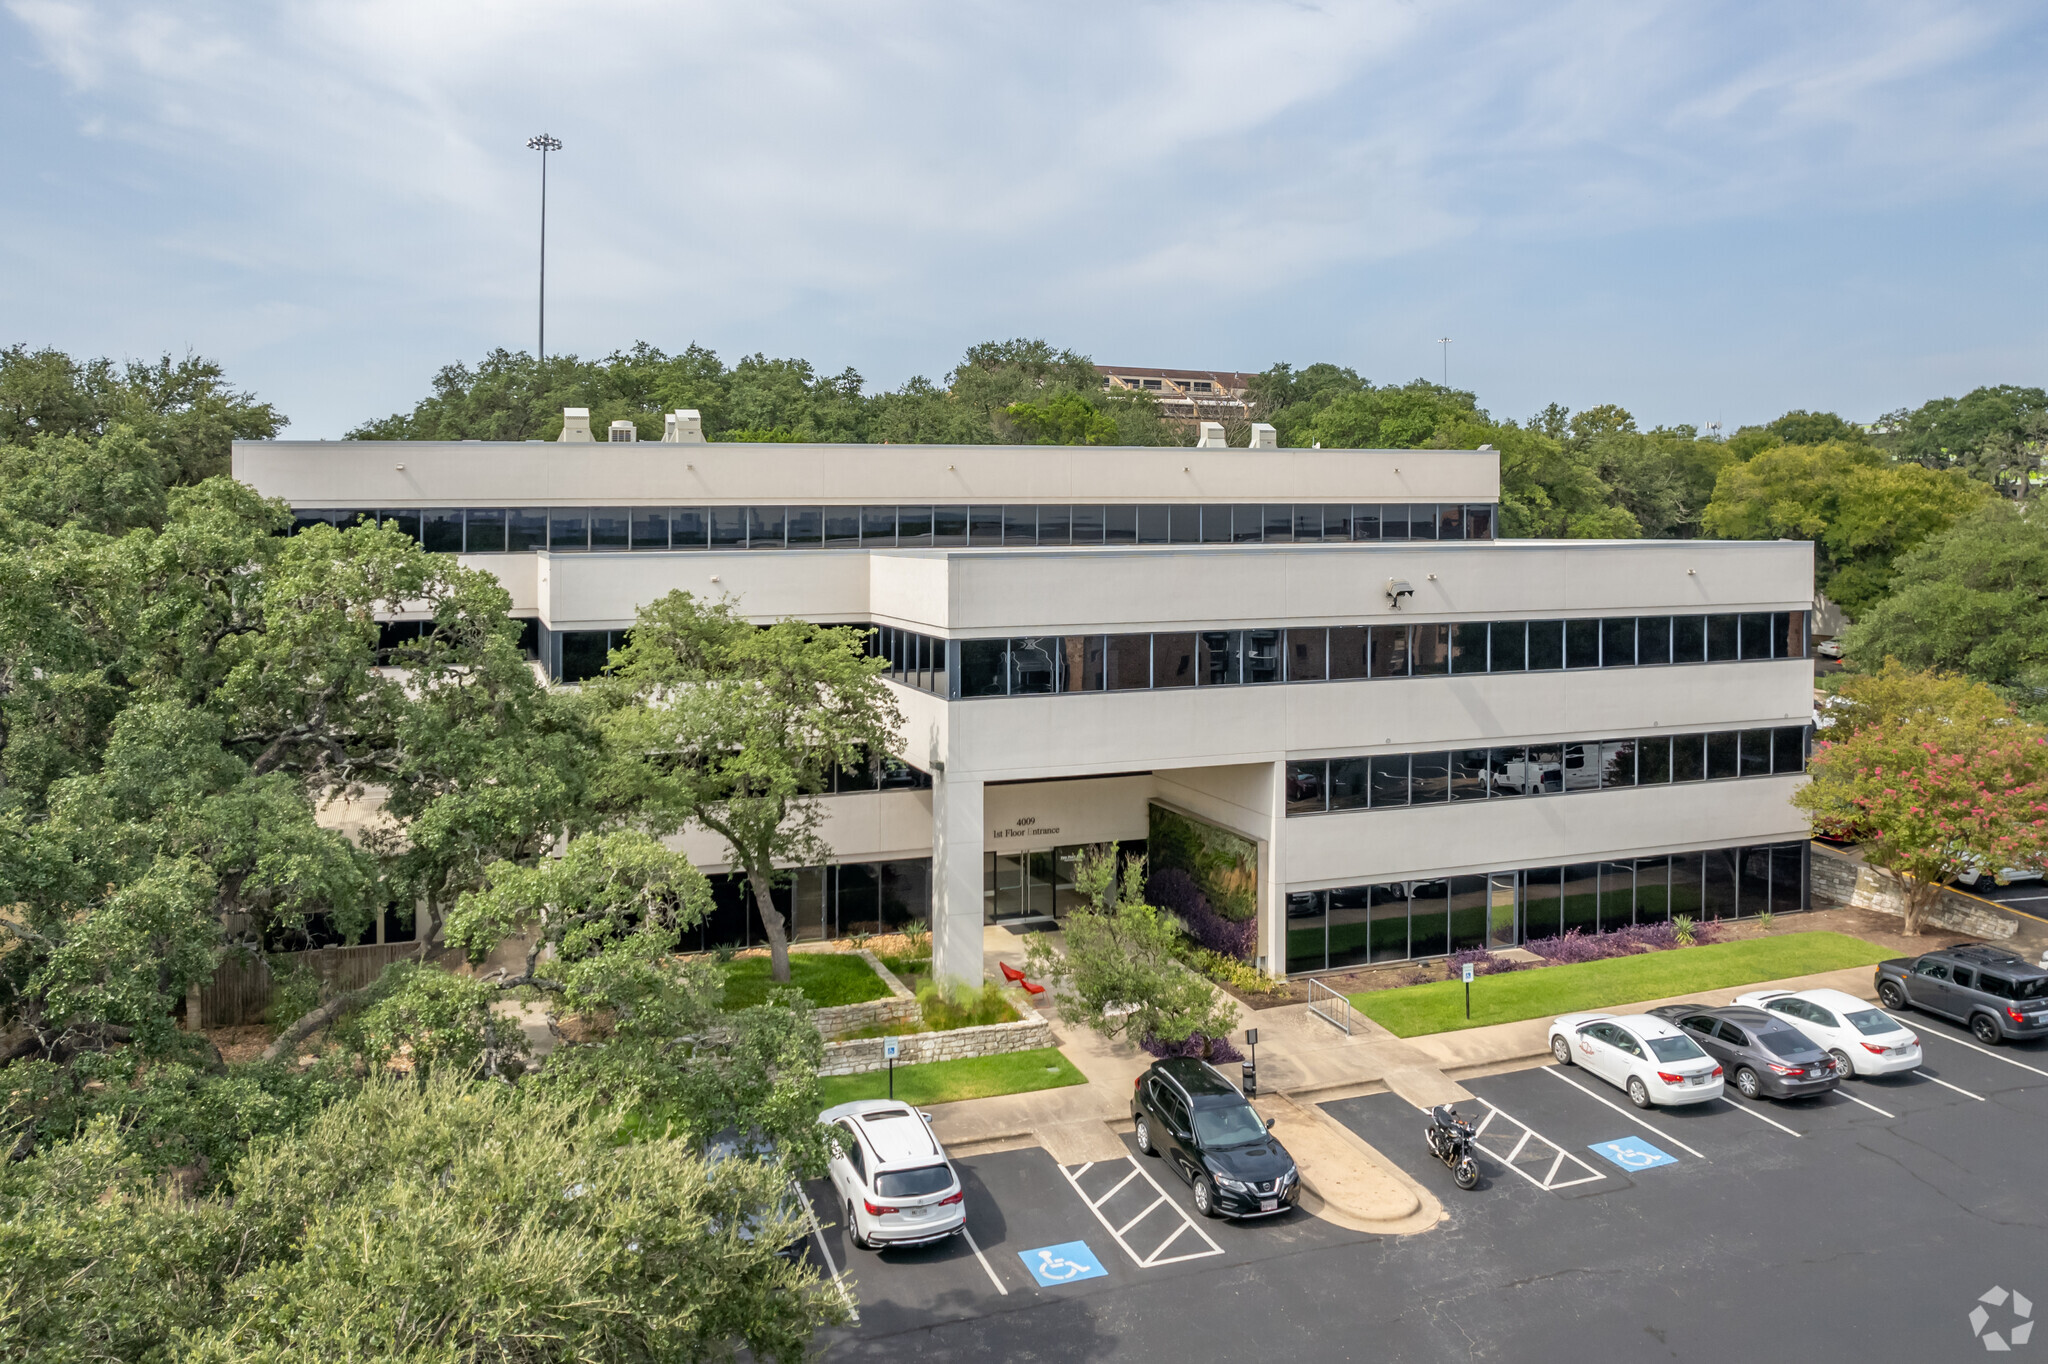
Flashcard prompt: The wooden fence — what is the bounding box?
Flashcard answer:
[198,941,422,1028]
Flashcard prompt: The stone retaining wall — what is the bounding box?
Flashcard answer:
[1810,845,2017,940]
[812,948,922,1038]
[819,1015,1056,1076]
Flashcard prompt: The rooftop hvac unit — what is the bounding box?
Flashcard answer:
[607,420,638,442]
[662,409,706,443]
[1195,421,1228,449]
[1247,423,1278,449]
[557,407,594,442]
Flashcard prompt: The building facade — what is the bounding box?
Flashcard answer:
[234,434,1814,986]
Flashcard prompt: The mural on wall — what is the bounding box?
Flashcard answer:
[1146,803,1259,961]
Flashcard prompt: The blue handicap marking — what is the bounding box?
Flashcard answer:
[1018,1240,1108,1287]
[1589,1135,1677,1172]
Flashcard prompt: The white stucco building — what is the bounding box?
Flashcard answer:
[234,425,1814,985]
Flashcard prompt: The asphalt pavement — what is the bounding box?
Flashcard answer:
[805,1003,2048,1361]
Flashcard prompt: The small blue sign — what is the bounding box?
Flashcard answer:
[1590,1136,1677,1172]
[1018,1240,1108,1287]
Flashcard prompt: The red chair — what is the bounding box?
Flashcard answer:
[1021,980,1047,995]
[999,961,1026,982]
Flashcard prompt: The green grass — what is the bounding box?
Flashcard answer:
[817,1047,1085,1108]
[720,953,891,1009]
[1351,931,1892,1038]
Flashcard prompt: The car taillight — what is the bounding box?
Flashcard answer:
[862,1200,899,1216]
[1135,1076,1144,1090]
[1712,1066,1723,1077]
[938,1191,964,1206]
[1862,1042,1888,1054]
[1766,1062,1804,1076]
[2008,1006,2027,1024]
[1656,1071,1685,1084]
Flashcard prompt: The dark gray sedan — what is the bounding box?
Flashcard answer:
[1647,1004,1842,1100]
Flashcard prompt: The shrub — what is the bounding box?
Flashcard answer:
[1523,921,1718,964]
[915,981,1017,1030]
[1140,1032,1244,1065]
[1447,946,1526,978]
[1147,868,1257,961]
[1189,947,1278,995]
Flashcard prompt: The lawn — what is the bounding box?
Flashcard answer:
[1351,931,1893,1038]
[817,1047,1085,1108]
[721,952,891,1009]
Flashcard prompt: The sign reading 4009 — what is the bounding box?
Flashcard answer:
[992,816,1062,841]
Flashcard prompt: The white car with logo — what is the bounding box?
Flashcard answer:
[1549,1012,1724,1108]
[821,1100,966,1250]
[1733,988,1923,1077]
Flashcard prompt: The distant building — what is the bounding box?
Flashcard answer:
[1098,365,1255,425]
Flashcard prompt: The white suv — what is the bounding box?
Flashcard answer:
[821,1100,966,1250]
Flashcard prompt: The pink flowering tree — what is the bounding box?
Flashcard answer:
[1796,673,2048,932]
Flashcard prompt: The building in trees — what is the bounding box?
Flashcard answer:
[236,424,1813,985]
[1096,365,1255,431]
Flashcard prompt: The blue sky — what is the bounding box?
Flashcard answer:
[4,1,2046,438]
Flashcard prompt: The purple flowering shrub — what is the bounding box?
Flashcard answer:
[1148,868,1257,961]
[1447,946,1526,978]
[1523,921,1717,964]
[1141,1032,1245,1064]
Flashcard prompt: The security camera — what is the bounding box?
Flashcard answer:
[1386,578,1415,609]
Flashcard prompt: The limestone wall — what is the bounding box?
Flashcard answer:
[1810,845,2017,940]
[818,1015,1056,1077]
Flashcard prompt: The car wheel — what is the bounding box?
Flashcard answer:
[1878,980,1907,1010]
[1135,1114,1155,1156]
[1192,1177,1219,1219]
[1829,1048,1855,1078]
[1551,1035,1573,1066]
[1735,1067,1761,1099]
[1973,1014,2003,1045]
[845,1201,870,1251]
[1627,1076,1651,1109]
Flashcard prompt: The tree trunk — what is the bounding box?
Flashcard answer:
[744,866,793,984]
[258,984,375,1064]
[1899,872,1944,936]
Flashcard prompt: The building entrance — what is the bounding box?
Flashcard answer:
[984,847,1099,923]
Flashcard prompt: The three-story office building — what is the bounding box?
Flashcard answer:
[235,426,1813,985]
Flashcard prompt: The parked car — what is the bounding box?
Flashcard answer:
[1875,944,2048,1045]
[1646,1004,1841,1099]
[1816,639,1844,659]
[820,1100,966,1250]
[1954,861,2046,889]
[705,1128,809,1260]
[1733,987,1922,1077]
[1548,1012,1724,1108]
[1132,1056,1299,1219]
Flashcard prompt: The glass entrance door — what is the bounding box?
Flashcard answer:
[985,851,1067,922]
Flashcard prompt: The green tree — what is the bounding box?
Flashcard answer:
[1842,503,2048,717]
[1794,672,2048,933]
[1308,379,1479,449]
[1025,848,1238,1054]
[1702,440,1988,612]
[1726,409,1872,462]
[1005,390,1121,444]
[588,593,900,983]
[1879,385,2048,491]
[1243,362,1366,446]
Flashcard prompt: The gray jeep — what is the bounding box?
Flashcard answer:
[1874,944,2048,1045]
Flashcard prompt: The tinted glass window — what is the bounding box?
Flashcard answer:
[1324,504,1352,540]
[630,508,670,549]
[1008,637,1058,694]
[1438,505,1464,540]
[1410,752,1451,804]
[1601,617,1635,667]
[1638,735,1672,784]
[1379,504,1407,540]
[897,505,932,547]
[862,506,898,546]
[1773,726,1806,774]
[1036,506,1070,545]
[1245,628,1282,684]
[1601,740,1636,787]
[669,507,708,548]
[710,507,746,548]
[785,507,823,546]
[1369,754,1409,807]
[1194,1101,1269,1147]
[1672,615,1706,663]
[1198,630,1242,685]
[1287,760,1328,814]
[1169,505,1201,544]
[1740,612,1773,660]
[1847,1007,1897,1036]
[823,508,861,547]
[1154,632,1197,688]
[1351,505,1380,540]
[1451,622,1488,673]
[1526,744,1563,792]
[1707,614,1738,661]
[1565,618,1599,668]
[748,506,785,549]
[959,640,1007,697]
[1286,628,1327,681]
[1648,1036,1705,1062]
[1136,505,1168,544]
[507,507,548,551]
[1329,626,1369,680]
[968,505,1003,546]
[1232,505,1264,543]
[467,507,508,552]
[1707,731,1739,780]
[549,509,588,550]
[1411,624,1450,676]
[589,508,630,549]
[1263,505,1292,543]
[1980,975,2015,1000]
[1489,746,1530,797]
[874,1164,955,1198]
[1330,757,1371,810]
[932,505,967,546]
[380,510,421,543]
[1199,506,1233,544]
[1370,625,1410,678]
[1672,733,1705,782]
[422,509,464,553]
[1004,506,1038,545]
[1952,967,1975,988]
[1106,634,1150,690]
[1490,621,1526,671]
[1467,504,1494,539]
[1529,620,1565,670]
[1071,505,1105,543]
[1451,749,1490,801]
[1292,505,1322,541]
[1409,504,1437,539]
[1102,505,1136,544]
[1060,636,1105,692]
[1740,729,1773,777]
[1637,616,1672,665]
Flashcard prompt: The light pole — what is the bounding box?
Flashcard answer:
[1438,337,1451,388]
[526,134,562,361]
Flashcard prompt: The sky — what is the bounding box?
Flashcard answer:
[4,1,2047,439]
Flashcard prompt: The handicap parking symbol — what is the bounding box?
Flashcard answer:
[1018,1240,1108,1287]
[1589,1136,1677,1172]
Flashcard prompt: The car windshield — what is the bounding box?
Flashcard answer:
[1192,1102,1269,1147]
[1757,1028,1813,1059]
[1846,1007,1901,1036]
[1646,1035,1705,1062]
[873,1164,954,1198]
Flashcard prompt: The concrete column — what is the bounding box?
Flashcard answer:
[1262,759,1287,979]
[931,770,985,986]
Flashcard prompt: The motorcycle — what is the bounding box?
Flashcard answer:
[1425,1103,1482,1190]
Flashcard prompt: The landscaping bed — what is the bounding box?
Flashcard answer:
[717,951,892,1009]
[816,1047,1085,1108]
[1349,930,1893,1037]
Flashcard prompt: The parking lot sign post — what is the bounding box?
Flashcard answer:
[1463,962,1475,1019]
[1243,1027,1259,1097]
[883,1036,899,1099]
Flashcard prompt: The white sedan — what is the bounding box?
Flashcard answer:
[1549,1012,1724,1108]
[821,1100,967,1250]
[1733,988,1922,1077]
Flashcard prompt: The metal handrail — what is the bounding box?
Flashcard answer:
[1307,977,1353,1034]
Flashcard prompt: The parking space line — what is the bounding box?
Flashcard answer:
[1455,1099,1606,1192]
[1888,1014,2048,1079]
[797,1181,860,1325]
[1542,1067,1710,1160]
[1714,1098,1802,1137]
[1058,1155,1225,1270]
[1835,1090,1896,1119]
[1116,1195,1167,1236]
[961,1227,1008,1296]
[1916,1072,1987,1102]
[1096,1167,1141,1206]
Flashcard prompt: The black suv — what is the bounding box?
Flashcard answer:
[1131,1057,1298,1219]
[1875,944,2048,1045]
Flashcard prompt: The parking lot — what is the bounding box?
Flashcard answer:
[807,1005,2048,1360]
